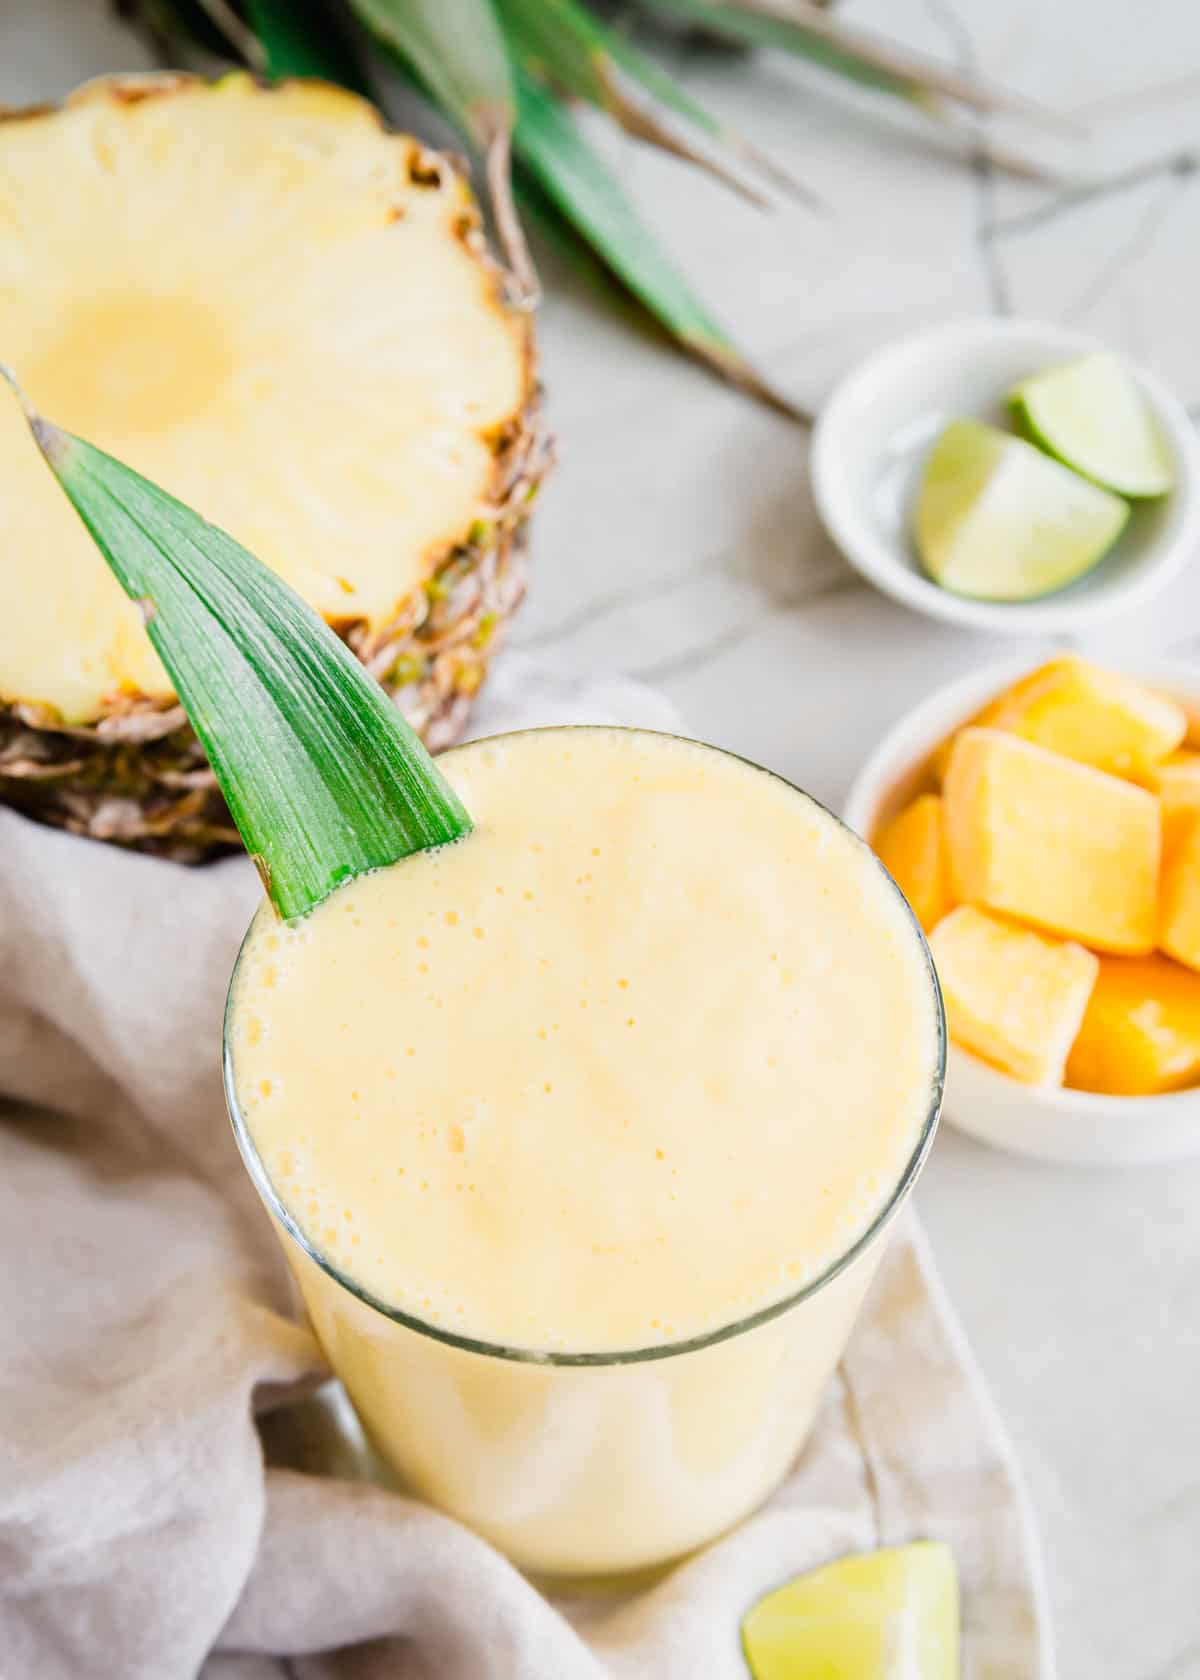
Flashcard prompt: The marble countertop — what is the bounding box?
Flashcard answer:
[8,3,1200,1674]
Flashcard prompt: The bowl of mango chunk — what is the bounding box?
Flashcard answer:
[846,654,1200,1165]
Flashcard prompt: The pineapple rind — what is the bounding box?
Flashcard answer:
[0,75,550,859]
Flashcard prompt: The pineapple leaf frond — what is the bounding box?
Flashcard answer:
[494,0,819,212]
[246,0,369,89]
[510,64,808,422]
[2,374,472,921]
[644,0,1076,132]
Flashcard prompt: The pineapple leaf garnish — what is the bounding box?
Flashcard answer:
[3,373,471,921]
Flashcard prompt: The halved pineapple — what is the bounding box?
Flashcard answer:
[0,74,549,858]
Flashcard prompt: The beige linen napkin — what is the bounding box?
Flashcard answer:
[0,658,1052,1680]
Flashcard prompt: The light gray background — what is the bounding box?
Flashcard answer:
[6,4,1200,1675]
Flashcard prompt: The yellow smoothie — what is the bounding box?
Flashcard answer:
[228,728,942,1574]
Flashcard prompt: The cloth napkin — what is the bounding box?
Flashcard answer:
[0,655,1053,1680]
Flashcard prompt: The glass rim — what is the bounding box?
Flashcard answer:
[223,724,947,1369]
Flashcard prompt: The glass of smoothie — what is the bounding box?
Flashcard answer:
[225,727,945,1579]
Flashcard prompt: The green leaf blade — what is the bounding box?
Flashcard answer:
[496,0,785,208]
[512,66,805,418]
[348,0,539,302]
[22,410,471,921]
[499,0,795,178]
[347,0,515,145]
[643,0,916,99]
[246,0,369,90]
[645,0,1076,133]
[514,71,716,348]
[496,0,606,107]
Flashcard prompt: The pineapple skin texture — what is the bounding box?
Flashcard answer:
[943,727,1160,955]
[0,75,550,860]
[929,905,1098,1086]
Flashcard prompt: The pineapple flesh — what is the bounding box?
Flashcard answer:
[0,74,549,857]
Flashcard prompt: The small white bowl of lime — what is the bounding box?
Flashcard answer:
[810,319,1200,633]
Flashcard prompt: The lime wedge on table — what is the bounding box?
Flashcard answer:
[1011,352,1173,498]
[915,418,1128,601]
[741,1541,960,1680]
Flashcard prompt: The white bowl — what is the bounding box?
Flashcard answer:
[811,319,1200,635]
[844,655,1200,1167]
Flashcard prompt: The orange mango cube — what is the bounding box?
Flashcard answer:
[1149,749,1200,800]
[1148,751,1200,851]
[874,794,953,933]
[959,655,1186,780]
[930,906,1098,1085]
[943,728,1160,954]
[1160,810,1200,973]
[1066,954,1200,1096]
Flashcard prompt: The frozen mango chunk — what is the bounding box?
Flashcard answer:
[930,655,1186,784]
[1066,954,1200,1096]
[874,795,953,933]
[1148,749,1200,798]
[1148,750,1200,847]
[1160,810,1200,973]
[965,655,1186,778]
[930,906,1098,1085]
[944,728,1160,954]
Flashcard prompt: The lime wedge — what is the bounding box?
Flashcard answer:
[915,419,1128,601]
[741,1542,960,1680]
[1011,352,1173,498]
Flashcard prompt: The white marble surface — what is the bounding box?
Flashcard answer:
[7,3,1200,1675]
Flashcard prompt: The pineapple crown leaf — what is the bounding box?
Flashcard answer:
[4,371,472,920]
[0,362,57,455]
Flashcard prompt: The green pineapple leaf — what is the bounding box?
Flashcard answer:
[4,373,471,921]
[645,0,1073,128]
[512,64,807,420]
[581,1,823,207]
[495,0,821,210]
[643,0,916,98]
[246,0,369,89]
[346,0,513,147]
[345,0,537,297]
